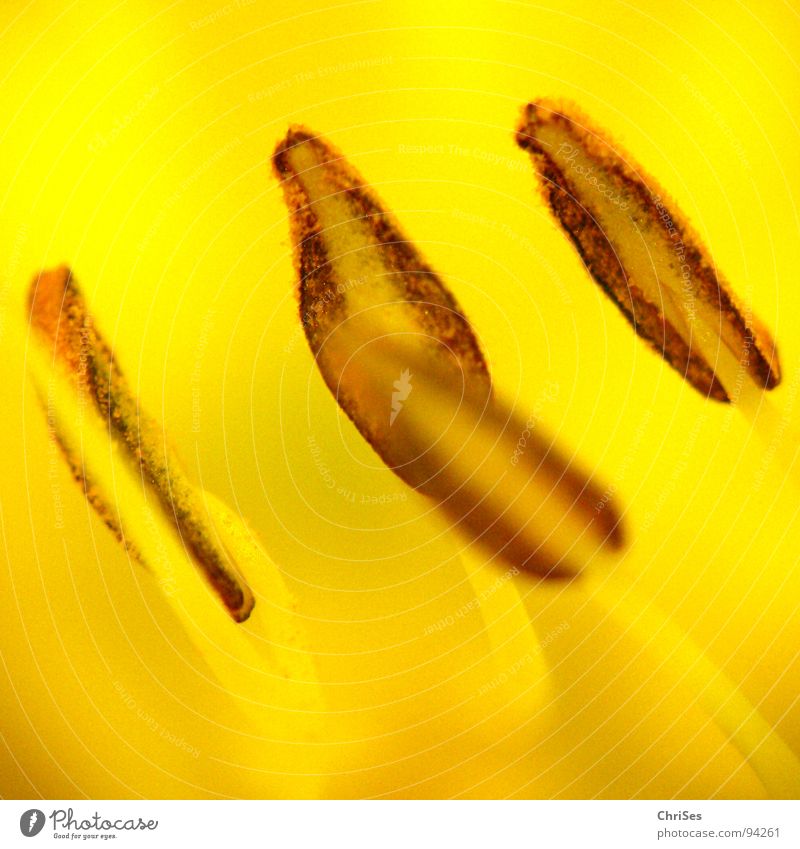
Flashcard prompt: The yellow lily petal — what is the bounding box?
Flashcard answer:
[585,573,800,799]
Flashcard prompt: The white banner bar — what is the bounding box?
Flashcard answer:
[1,799,798,848]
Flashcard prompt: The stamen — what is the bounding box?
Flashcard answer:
[28,266,255,622]
[515,100,781,404]
[273,127,624,576]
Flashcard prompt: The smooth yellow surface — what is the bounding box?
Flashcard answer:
[1,0,799,798]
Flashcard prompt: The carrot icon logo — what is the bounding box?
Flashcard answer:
[19,809,45,837]
[390,369,413,426]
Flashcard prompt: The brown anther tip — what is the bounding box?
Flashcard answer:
[515,103,539,148]
[273,126,626,576]
[28,266,91,381]
[272,125,325,179]
[28,265,72,328]
[606,519,625,551]
[231,594,255,623]
[515,98,781,401]
[515,100,571,144]
[28,266,256,623]
[30,263,71,293]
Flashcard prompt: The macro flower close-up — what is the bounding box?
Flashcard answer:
[1,0,800,811]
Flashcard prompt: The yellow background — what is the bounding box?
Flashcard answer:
[1,0,799,798]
